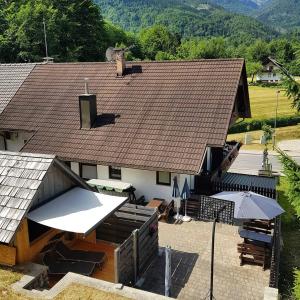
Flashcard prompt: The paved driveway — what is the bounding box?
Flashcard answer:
[229,150,300,176]
[140,221,270,300]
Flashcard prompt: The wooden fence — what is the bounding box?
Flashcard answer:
[213,181,276,199]
[269,216,281,288]
[181,195,235,225]
[113,204,159,286]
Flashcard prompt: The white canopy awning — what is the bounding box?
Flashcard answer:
[27,187,128,235]
[87,179,132,192]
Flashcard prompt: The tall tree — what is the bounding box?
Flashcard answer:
[284,45,300,112]
[139,25,180,60]
[2,0,107,62]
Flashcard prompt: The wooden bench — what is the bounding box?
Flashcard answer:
[159,200,174,223]
[237,242,271,270]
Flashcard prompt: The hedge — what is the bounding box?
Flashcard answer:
[229,115,300,134]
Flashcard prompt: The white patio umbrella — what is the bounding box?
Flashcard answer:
[181,178,191,222]
[211,191,284,220]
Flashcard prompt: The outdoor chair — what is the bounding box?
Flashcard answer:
[55,241,107,267]
[159,200,174,222]
[136,195,146,206]
[237,242,271,270]
[43,252,96,276]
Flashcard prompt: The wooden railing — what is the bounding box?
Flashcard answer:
[269,216,281,288]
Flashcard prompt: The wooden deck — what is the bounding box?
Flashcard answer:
[71,239,117,283]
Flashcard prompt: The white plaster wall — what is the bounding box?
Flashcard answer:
[70,162,80,176]
[95,164,195,202]
[4,131,33,152]
[257,72,281,82]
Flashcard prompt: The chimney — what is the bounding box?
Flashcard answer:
[115,49,126,76]
[43,57,54,63]
[79,78,97,129]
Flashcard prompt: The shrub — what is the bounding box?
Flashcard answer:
[229,115,300,134]
[294,269,300,299]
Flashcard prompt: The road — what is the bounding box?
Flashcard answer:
[229,150,300,176]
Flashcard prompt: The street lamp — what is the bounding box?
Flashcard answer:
[273,90,280,149]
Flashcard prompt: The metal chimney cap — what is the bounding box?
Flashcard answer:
[84,78,90,95]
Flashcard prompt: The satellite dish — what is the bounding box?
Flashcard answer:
[106,47,117,62]
[106,45,136,62]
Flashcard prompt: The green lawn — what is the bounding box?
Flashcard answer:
[227,124,300,150]
[248,86,297,120]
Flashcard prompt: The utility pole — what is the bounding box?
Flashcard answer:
[273,90,280,149]
[43,17,49,59]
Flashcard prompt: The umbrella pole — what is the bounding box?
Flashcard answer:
[182,198,191,222]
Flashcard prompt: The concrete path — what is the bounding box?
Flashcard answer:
[229,148,300,176]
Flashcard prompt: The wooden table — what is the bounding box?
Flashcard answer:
[146,199,164,209]
[239,228,272,245]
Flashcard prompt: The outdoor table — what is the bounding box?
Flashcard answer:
[238,228,273,245]
[147,199,164,210]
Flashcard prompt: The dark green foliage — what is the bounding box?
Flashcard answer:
[139,25,180,60]
[96,0,278,41]
[229,115,300,134]
[256,0,300,31]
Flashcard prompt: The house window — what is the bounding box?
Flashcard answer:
[80,163,97,180]
[156,171,171,186]
[109,166,122,180]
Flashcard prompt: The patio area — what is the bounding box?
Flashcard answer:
[140,221,270,300]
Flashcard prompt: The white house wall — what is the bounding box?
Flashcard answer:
[1,131,33,152]
[71,163,195,202]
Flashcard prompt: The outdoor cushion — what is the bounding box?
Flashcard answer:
[55,241,106,264]
[43,252,96,276]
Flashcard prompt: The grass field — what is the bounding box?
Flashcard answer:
[0,267,128,300]
[248,86,297,120]
[227,124,300,150]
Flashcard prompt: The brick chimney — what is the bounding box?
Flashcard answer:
[79,78,97,129]
[115,49,126,76]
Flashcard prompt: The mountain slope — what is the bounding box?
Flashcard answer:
[96,0,278,40]
[256,0,300,30]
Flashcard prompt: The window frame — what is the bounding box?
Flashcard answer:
[156,171,171,186]
[109,166,122,180]
[80,163,98,180]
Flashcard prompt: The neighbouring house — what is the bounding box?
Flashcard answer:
[0,57,251,201]
[256,57,286,83]
[0,150,158,285]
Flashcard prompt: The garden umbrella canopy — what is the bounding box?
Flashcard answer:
[212,191,284,220]
[172,176,180,198]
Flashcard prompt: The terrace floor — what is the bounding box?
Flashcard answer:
[140,221,270,300]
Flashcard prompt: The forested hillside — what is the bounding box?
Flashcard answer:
[95,0,278,41]
[256,0,300,31]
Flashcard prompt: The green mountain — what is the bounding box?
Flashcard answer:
[96,0,278,40]
[256,0,300,31]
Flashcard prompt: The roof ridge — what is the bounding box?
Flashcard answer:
[31,58,245,65]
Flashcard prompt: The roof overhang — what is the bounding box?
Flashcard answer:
[27,187,128,235]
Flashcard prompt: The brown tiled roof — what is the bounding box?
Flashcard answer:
[0,63,36,114]
[0,59,248,174]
